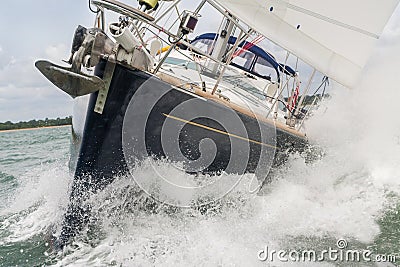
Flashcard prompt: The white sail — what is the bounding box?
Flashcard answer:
[214,0,399,88]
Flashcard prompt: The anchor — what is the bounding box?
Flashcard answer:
[35,27,115,98]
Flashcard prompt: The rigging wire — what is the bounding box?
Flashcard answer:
[88,0,99,13]
[299,75,329,117]
[321,76,329,97]
[311,76,329,96]
[168,34,184,44]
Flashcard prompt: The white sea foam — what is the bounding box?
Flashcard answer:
[55,37,400,265]
[0,162,70,244]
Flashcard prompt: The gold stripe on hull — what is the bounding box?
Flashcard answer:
[162,113,278,149]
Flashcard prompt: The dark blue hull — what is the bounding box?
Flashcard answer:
[59,59,307,247]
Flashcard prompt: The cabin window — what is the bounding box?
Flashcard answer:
[164,57,187,65]
[231,51,255,71]
[223,71,267,101]
[164,57,198,71]
[192,38,215,55]
[253,56,278,81]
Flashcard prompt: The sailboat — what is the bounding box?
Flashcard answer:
[35,0,399,248]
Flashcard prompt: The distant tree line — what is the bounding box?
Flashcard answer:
[0,116,72,131]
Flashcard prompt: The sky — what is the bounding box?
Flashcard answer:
[0,1,399,122]
[0,0,94,122]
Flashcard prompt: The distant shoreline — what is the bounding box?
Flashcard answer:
[0,124,71,133]
[0,116,72,132]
